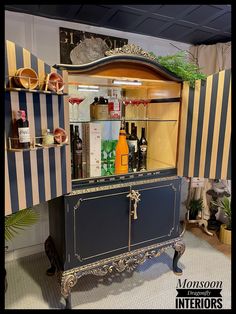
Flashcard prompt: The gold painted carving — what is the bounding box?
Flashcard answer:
[54,237,185,298]
[61,273,78,298]
[173,241,186,255]
[105,44,156,61]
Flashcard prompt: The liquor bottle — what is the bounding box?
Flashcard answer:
[115,120,129,175]
[90,96,98,120]
[138,127,148,171]
[16,110,30,149]
[125,122,130,140]
[125,122,133,172]
[70,124,74,179]
[129,124,139,172]
[73,125,82,179]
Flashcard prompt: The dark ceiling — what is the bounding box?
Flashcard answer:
[5,4,231,45]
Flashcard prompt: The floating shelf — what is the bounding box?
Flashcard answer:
[7,143,69,152]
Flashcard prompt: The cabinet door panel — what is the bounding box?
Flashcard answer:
[65,187,130,266]
[130,178,180,250]
[178,70,231,180]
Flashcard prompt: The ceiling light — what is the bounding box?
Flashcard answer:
[112,80,142,86]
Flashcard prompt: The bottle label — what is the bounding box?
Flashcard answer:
[128,140,138,152]
[121,154,128,166]
[140,144,147,152]
[18,127,30,143]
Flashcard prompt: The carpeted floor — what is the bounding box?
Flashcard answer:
[5,231,231,309]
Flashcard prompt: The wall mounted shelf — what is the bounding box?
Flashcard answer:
[5,87,68,96]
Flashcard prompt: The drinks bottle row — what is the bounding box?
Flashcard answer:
[70,121,148,179]
[115,121,148,175]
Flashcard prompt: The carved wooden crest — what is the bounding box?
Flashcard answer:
[105,43,156,61]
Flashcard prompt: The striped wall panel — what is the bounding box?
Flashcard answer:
[5,40,71,215]
[177,69,231,180]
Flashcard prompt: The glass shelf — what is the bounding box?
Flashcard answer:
[5,87,68,96]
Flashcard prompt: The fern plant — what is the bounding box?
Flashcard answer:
[149,50,207,87]
[5,208,39,242]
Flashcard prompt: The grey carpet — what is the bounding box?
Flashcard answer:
[5,231,231,309]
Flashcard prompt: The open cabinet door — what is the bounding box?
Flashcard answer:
[177,69,231,180]
[5,40,71,215]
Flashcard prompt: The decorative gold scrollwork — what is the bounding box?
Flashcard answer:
[127,190,141,220]
[61,274,78,298]
[105,44,156,61]
[173,241,186,255]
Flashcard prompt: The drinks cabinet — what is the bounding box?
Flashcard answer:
[5,41,231,309]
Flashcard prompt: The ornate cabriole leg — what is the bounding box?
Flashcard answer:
[173,241,185,275]
[61,273,78,309]
[44,236,57,276]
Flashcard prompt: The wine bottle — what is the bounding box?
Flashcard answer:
[138,127,148,171]
[115,120,129,175]
[129,124,139,172]
[73,125,82,179]
[125,122,133,172]
[90,96,98,119]
[70,124,74,179]
[16,110,30,149]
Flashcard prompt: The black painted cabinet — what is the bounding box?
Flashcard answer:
[48,176,181,271]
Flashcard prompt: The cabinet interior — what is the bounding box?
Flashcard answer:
[68,72,181,180]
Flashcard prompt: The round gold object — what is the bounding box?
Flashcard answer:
[14,67,38,89]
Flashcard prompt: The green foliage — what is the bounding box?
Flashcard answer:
[149,51,207,87]
[188,198,204,219]
[5,208,39,241]
[211,197,231,230]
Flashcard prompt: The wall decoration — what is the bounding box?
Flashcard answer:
[59,27,128,65]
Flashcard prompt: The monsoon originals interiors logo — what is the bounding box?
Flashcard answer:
[176,279,223,309]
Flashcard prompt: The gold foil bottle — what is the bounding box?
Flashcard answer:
[115,120,129,174]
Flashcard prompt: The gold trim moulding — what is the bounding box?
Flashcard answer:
[63,236,183,276]
[59,237,185,298]
[70,176,179,195]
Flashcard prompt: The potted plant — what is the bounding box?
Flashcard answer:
[5,208,39,292]
[188,198,204,220]
[211,196,231,245]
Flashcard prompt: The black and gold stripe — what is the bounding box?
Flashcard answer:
[178,69,231,180]
[5,40,71,215]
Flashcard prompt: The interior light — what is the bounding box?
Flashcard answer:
[112,80,142,86]
[78,85,99,92]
